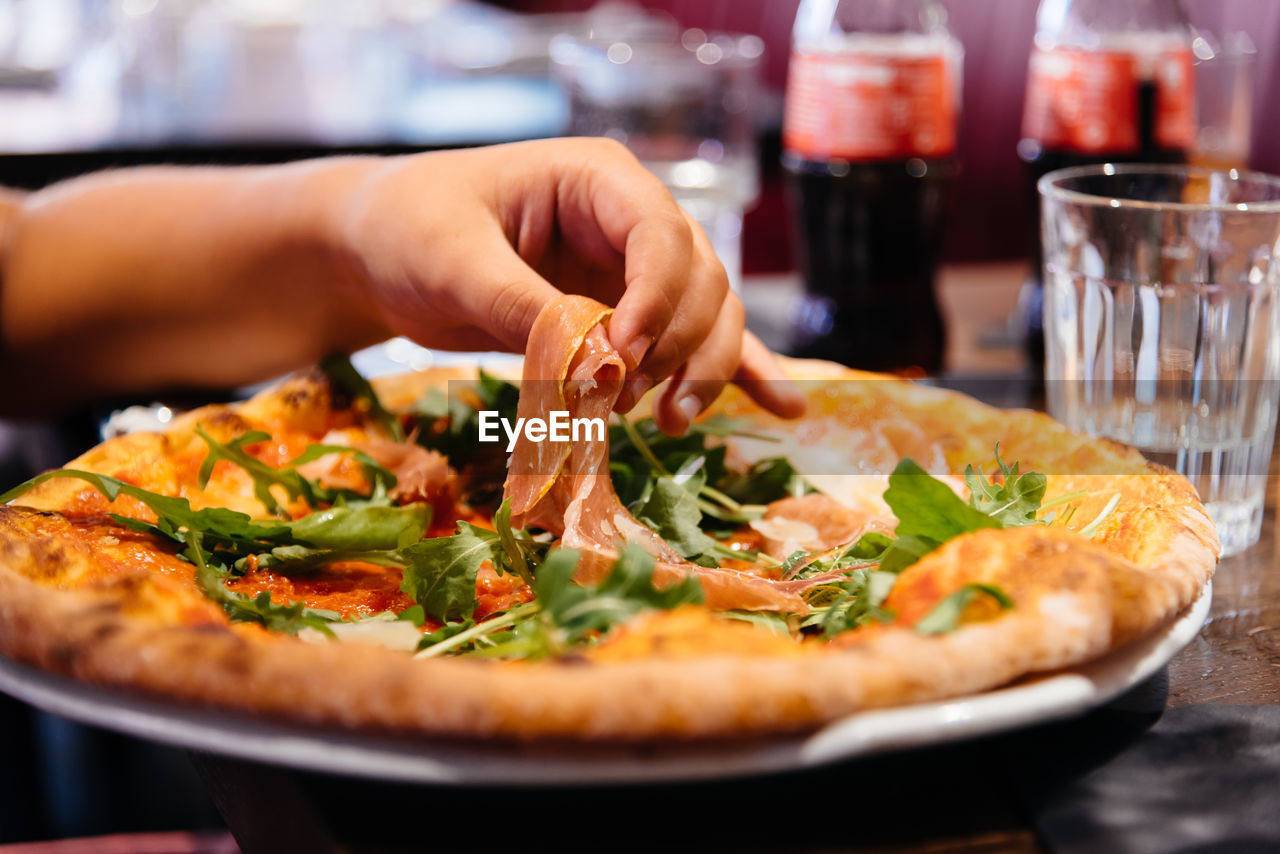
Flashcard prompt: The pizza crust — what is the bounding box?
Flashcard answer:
[0,360,1218,741]
[0,509,1117,740]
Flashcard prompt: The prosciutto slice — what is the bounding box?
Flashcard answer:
[505,296,809,612]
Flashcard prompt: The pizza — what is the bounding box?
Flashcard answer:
[0,296,1218,741]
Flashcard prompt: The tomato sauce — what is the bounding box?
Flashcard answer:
[228,563,413,617]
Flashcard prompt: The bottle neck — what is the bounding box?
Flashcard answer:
[1035,0,1192,48]
[793,0,954,44]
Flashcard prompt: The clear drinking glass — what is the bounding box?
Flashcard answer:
[550,23,763,292]
[1042,163,1280,555]
[1191,31,1255,171]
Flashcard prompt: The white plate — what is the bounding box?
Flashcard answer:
[0,581,1211,787]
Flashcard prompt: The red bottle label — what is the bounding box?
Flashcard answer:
[783,50,958,161]
[1021,46,1194,153]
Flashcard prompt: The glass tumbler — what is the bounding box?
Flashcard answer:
[1042,163,1280,556]
[551,24,763,292]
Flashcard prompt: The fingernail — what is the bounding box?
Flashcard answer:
[676,395,702,430]
[624,335,652,371]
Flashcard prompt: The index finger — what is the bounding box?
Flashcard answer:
[556,140,702,372]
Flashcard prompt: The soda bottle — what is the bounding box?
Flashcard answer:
[1019,0,1195,368]
[782,0,961,375]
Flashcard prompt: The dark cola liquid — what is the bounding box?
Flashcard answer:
[1021,78,1188,369]
[784,154,954,375]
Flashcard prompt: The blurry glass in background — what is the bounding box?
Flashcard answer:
[0,0,119,151]
[551,10,763,292]
[1190,29,1255,171]
[116,0,411,143]
[392,0,574,145]
[114,0,568,146]
[0,0,577,151]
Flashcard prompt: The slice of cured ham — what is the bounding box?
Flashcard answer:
[504,295,809,612]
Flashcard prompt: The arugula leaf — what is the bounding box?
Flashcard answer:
[417,603,543,658]
[778,550,810,576]
[845,530,895,559]
[914,583,1013,635]
[716,457,809,506]
[609,417,729,507]
[535,545,704,649]
[633,476,723,566]
[413,370,520,477]
[196,428,305,515]
[416,618,476,652]
[810,568,896,639]
[965,445,1047,527]
[864,458,1002,573]
[885,459,1003,543]
[283,503,429,550]
[320,352,404,441]
[785,530,895,583]
[721,610,794,637]
[196,428,397,515]
[285,443,398,500]
[451,546,706,660]
[871,453,1050,574]
[238,544,408,574]
[399,526,494,622]
[877,534,941,575]
[397,604,426,626]
[790,449,1048,634]
[0,469,291,548]
[492,499,536,587]
[187,533,339,636]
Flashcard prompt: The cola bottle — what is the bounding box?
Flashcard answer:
[782,0,962,375]
[1019,0,1195,368]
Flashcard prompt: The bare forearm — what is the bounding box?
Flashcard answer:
[0,140,804,426]
[0,160,386,413]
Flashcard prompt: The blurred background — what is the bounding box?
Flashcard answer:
[0,0,1277,845]
[2,0,1276,273]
